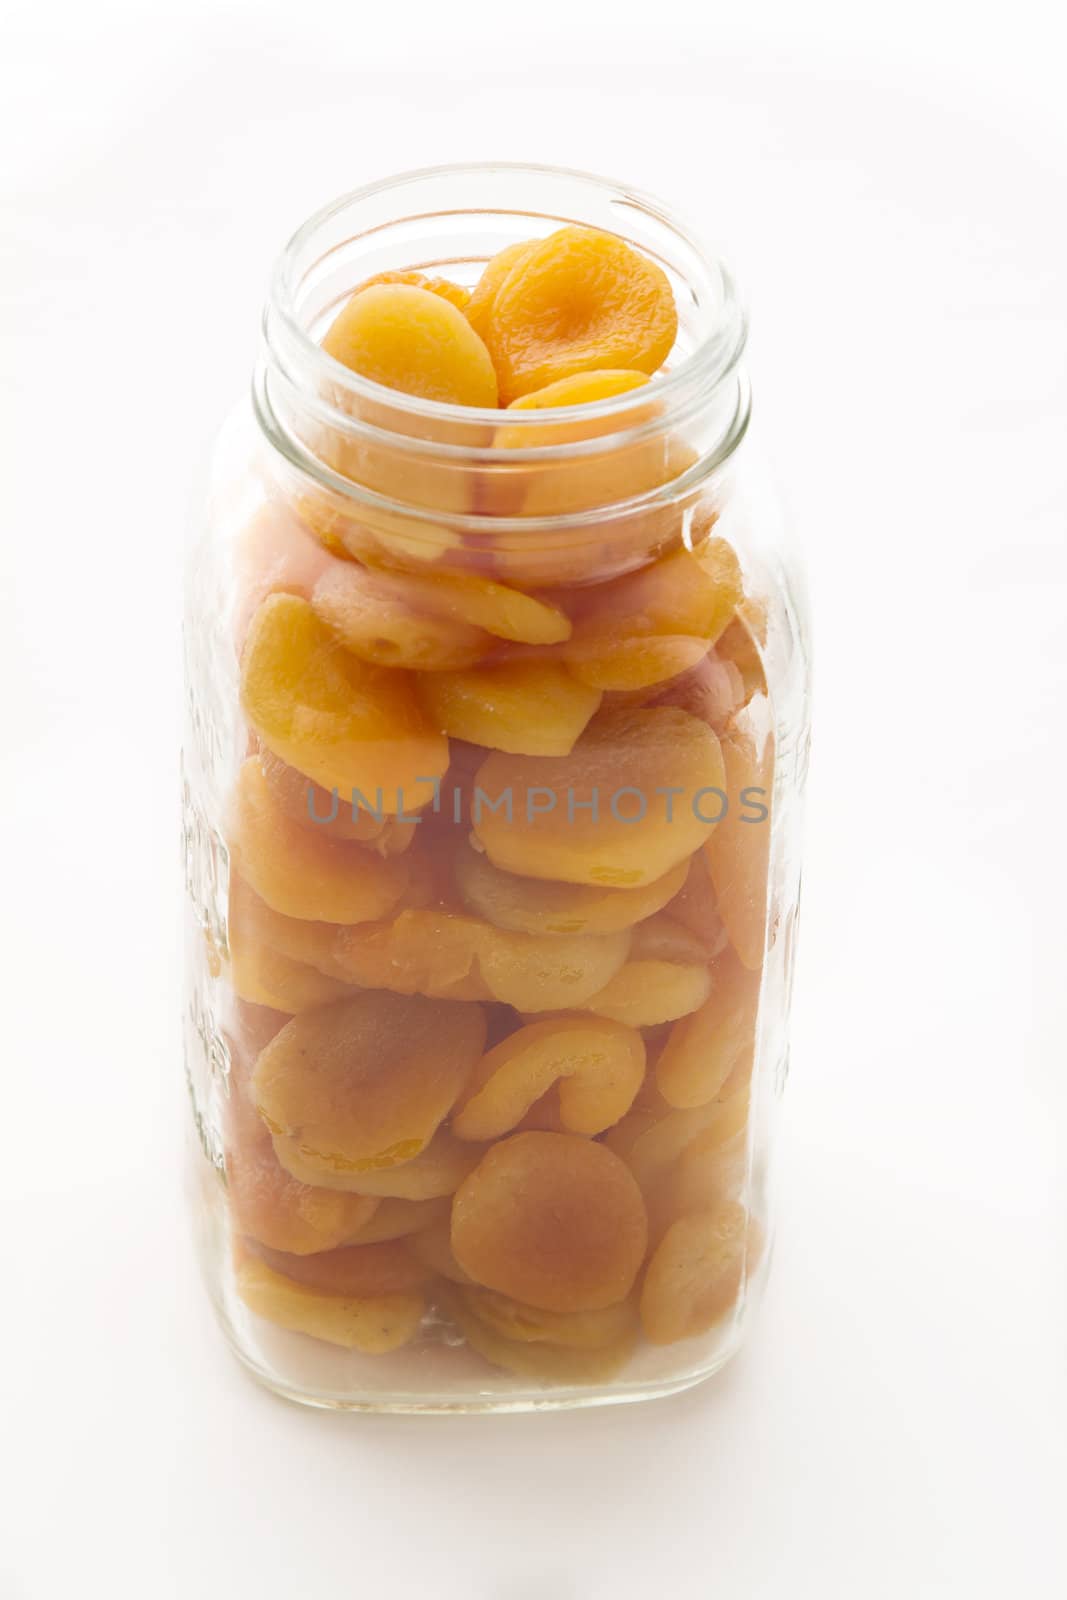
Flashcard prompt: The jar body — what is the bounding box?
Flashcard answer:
[182,168,810,1411]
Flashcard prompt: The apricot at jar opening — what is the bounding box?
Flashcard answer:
[183,164,810,1412]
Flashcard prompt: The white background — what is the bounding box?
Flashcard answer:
[3,1,1065,1595]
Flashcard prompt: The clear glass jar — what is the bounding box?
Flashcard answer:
[182,164,810,1412]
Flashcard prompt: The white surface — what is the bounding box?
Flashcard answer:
[3,3,1065,1595]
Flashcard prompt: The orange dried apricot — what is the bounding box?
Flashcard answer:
[477,227,677,403]
[584,959,711,1028]
[407,1217,477,1285]
[245,1237,429,1297]
[240,594,448,813]
[235,1256,424,1352]
[225,1100,379,1255]
[369,568,572,646]
[228,875,345,982]
[253,991,486,1180]
[473,706,726,887]
[663,850,730,957]
[257,749,416,853]
[452,1016,645,1141]
[704,726,774,970]
[277,1127,483,1201]
[458,1284,638,1350]
[655,947,760,1108]
[452,838,688,936]
[226,933,352,1014]
[567,636,710,693]
[322,282,498,407]
[354,269,471,311]
[639,1201,749,1344]
[451,1131,648,1312]
[312,561,490,672]
[343,1195,451,1244]
[228,756,410,924]
[437,1283,635,1381]
[233,502,333,650]
[331,908,630,1012]
[464,241,537,341]
[418,659,601,757]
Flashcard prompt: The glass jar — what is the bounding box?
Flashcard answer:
[182,164,810,1412]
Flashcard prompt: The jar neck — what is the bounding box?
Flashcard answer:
[254,163,750,528]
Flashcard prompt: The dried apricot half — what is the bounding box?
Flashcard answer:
[639,1201,750,1344]
[235,1256,424,1352]
[253,991,486,1180]
[418,658,602,757]
[450,1131,648,1312]
[322,282,498,407]
[240,593,448,813]
[478,227,678,403]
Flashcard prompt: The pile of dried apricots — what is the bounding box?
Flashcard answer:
[221,225,773,1384]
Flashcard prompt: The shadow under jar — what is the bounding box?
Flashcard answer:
[182,163,811,1412]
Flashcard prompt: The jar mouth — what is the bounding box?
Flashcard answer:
[264,161,748,435]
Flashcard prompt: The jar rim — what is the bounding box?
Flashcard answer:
[266,161,748,432]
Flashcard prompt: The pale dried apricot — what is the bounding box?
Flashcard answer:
[437,1282,635,1381]
[226,934,352,1014]
[452,838,688,936]
[418,659,601,757]
[452,1016,645,1141]
[253,991,486,1180]
[240,593,448,813]
[331,908,630,1012]
[639,1202,749,1344]
[322,282,498,406]
[704,726,774,970]
[568,636,710,693]
[584,959,711,1028]
[663,850,730,957]
[451,1131,648,1312]
[406,1217,477,1285]
[228,756,410,924]
[257,749,416,852]
[343,1195,451,1244]
[228,875,344,982]
[655,947,760,1108]
[225,1099,378,1255]
[473,706,726,887]
[312,561,490,672]
[380,568,571,646]
[233,502,333,650]
[458,1284,638,1350]
[235,1256,424,1351]
[244,1237,429,1297]
[277,1127,483,1200]
[478,227,678,403]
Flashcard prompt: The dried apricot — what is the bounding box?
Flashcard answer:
[226,934,352,1014]
[244,1237,429,1297]
[704,726,774,970]
[458,1284,638,1350]
[452,838,688,936]
[452,1016,645,1141]
[451,1131,648,1312]
[322,282,498,407]
[240,594,448,813]
[257,749,416,852]
[331,908,630,1012]
[418,659,601,757]
[277,1127,483,1200]
[437,1283,635,1382]
[478,227,677,403]
[655,947,760,1108]
[228,875,345,981]
[225,1100,378,1255]
[235,1256,424,1352]
[234,502,333,649]
[406,1217,477,1285]
[372,568,571,646]
[354,269,471,311]
[639,1202,749,1344]
[228,756,410,924]
[464,241,536,341]
[253,991,486,1180]
[473,706,726,887]
[312,561,490,672]
[343,1195,451,1244]
[584,959,711,1028]
[663,851,730,957]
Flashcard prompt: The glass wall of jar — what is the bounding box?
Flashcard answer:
[182,164,810,1412]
